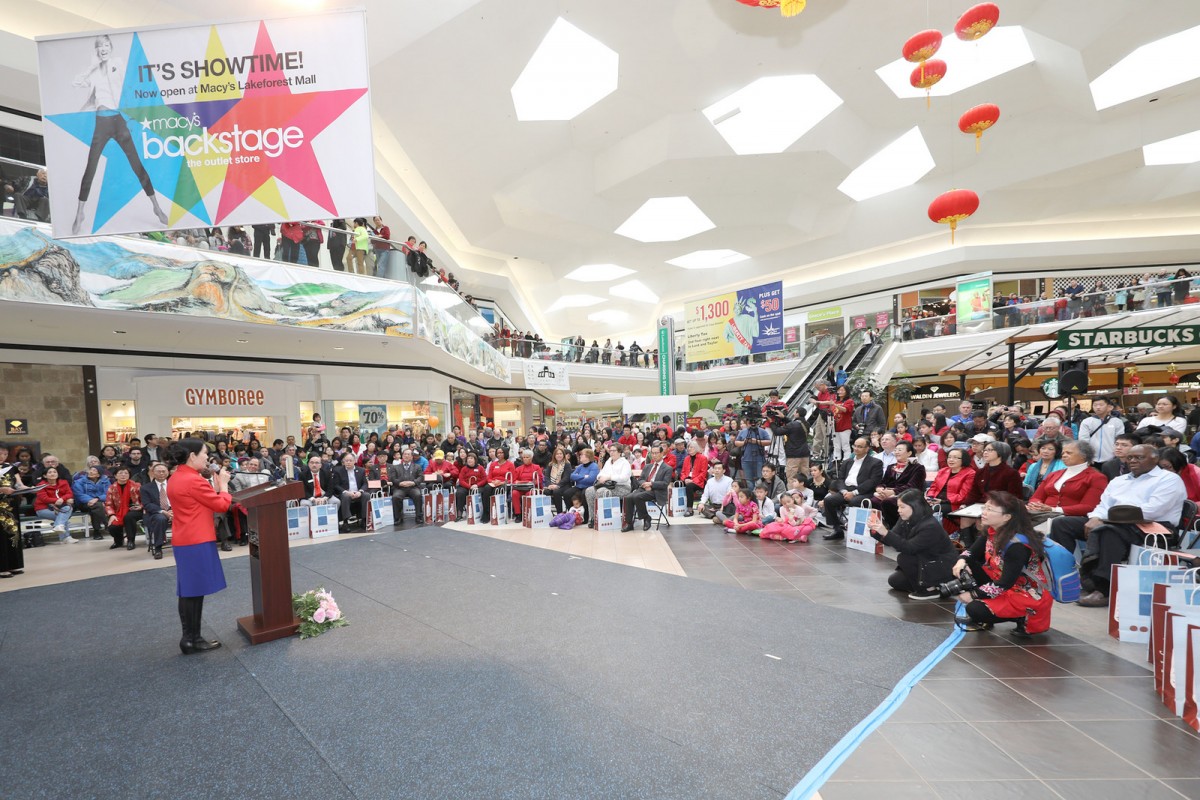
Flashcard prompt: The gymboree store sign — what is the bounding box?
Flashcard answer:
[183,388,267,407]
[1058,326,1200,349]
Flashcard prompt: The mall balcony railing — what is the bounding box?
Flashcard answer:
[900,275,1199,341]
[0,155,498,336]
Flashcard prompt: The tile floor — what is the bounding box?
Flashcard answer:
[7,513,1198,799]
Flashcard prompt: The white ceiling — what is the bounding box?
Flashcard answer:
[6,0,1200,344]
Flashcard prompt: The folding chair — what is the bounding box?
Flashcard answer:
[646,501,671,531]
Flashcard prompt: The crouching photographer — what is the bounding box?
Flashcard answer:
[866,490,958,600]
[944,491,1052,637]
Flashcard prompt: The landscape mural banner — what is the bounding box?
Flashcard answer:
[684,281,784,361]
[36,11,374,238]
[0,218,511,384]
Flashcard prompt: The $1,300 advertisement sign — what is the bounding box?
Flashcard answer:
[684,281,784,362]
[36,12,375,238]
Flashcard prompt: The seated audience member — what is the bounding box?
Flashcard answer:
[958,440,1023,547]
[1061,445,1188,606]
[807,463,831,505]
[756,462,787,506]
[510,449,543,522]
[586,443,632,528]
[139,462,173,558]
[868,489,957,598]
[1098,433,1135,481]
[723,488,761,535]
[622,445,670,531]
[34,467,75,543]
[569,449,599,521]
[105,466,144,553]
[760,491,818,542]
[542,447,574,514]
[821,438,884,541]
[753,484,776,525]
[926,447,976,534]
[680,440,710,510]
[479,447,516,523]
[1021,438,1065,495]
[300,456,339,514]
[1027,440,1107,527]
[697,462,733,519]
[871,441,927,527]
[73,465,111,540]
[453,453,487,518]
[388,450,426,524]
[950,491,1053,636]
[423,450,458,487]
[331,453,369,531]
[1158,446,1200,502]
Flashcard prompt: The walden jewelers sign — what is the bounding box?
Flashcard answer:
[1058,326,1200,349]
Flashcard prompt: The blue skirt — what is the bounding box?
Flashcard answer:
[174,541,227,597]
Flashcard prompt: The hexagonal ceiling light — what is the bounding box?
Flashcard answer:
[564,264,636,282]
[609,279,659,304]
[511,18,619,121]
[703,75,843,155]
[837,126,935,201]
[1091,23,1200,111]
[666,249,750,270]
[614,197,715,242]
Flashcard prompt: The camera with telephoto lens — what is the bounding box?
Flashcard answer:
[739,396,763,424]
[938,571,978,597]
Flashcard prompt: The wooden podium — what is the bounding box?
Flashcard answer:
[232,479,306,644]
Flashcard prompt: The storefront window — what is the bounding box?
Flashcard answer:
[492,398,525,434]
[328,401,448,438]
[170,415,269,444]
[451,387,479,433]
[102,400,137,444]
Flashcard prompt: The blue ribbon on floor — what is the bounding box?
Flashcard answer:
[783,613,966,800]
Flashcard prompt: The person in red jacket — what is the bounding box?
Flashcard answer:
[166,439,232,655]
[925,448,977,535]
[454,453,488,519]
[1027,440,1108,527]
[481,448,515,522]
[34,466,75,543]
[104,466,143,551]
[617,425,638,447]
[680,440,710,513]
[423,450,458,486]
[510,448,543,521]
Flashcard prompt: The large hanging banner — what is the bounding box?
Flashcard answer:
[684,281,783,361]
[955,271,993,334]
[36,11,374,238]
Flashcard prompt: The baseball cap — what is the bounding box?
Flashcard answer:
[433,450,445,459]
[970,433,995,443]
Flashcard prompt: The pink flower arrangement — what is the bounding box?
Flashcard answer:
[292,587,349,639]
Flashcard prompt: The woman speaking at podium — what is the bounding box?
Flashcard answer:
[167,439,232,655]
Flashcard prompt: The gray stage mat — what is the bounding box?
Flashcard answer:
[0,528,947,799]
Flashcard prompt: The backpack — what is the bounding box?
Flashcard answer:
[1008,534,1081,603]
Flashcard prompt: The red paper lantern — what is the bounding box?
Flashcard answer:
[903,30,943,82]
[928,189,979,243]
[911,59,947,107]
[959,103,1001,152]
[734,0,807,17]
[956,3,1000,41]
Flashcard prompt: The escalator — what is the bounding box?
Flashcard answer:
[778,329,870,416]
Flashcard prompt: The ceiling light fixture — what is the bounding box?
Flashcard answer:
[615,196,715,242]
[333,346,345,351]
[564,264,636,282]
[511,18,619,121]
[547,294,606,313]
[235,339,249,343]
[703,75,843,155]
[1091,24,1200,110]
[666,249,750,270]
[1143,128,1200,165]
[609,279,658,304]
[588,309,631,324]
[838,126,935,201]
[876,26,1033,99]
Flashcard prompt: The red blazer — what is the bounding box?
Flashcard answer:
[456,465,487,488]
[1030,467,1108,516]
[512,462,542,486]
[966,464,1023,506]
[926,467,976,508]
[34,479,73,512]
[486,461,515,485]
[167,464,232,547]
[681,452,709,485]
[105,479,142,525]
[424,460,459,482]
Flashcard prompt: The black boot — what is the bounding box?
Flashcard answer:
[189,596,221,652]
[822,526,845,541]
[179,597,196,655]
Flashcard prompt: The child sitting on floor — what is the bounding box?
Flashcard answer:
[550,494,586,530]
[754,484,776,526]
[723,488,761,535]
[760,491,818,543]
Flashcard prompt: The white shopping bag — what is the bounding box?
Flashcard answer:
[522,492,553,529]
[442,488,456,522]
[845,504,883,555]
[467,487,483,525]
[309,503,337,538]
[596,495,622,532]
[286,500,309,541]
[667,481,687,517]
[490,490,509,526]
[368,492,394,531]
[1110,560,1191,643]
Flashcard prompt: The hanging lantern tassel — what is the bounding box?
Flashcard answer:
[780,0,806,17]
[928,189,980,244]
[959,104,1001,152]
[903,30,944,84]
[955,3,1000,41]
[911,59,947,108]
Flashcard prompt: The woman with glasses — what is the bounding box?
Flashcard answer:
[948,491,1052,637]
[958,440,1022,547]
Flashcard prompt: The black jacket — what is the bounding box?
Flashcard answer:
[852,402,886,434]
[778,419,810,458]
[634,459,673,505]
[302,465,336,500]
[834,455,884,496]
[878,515,957,584]
[330,465,368,496]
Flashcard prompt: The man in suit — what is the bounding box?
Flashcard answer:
[622,446,672,531]
[140,462,172,560]
[821,437,884,540]
[330,453,369,531]
[300,455,340,517]
[852,390,886,437]
[388,449,425,525]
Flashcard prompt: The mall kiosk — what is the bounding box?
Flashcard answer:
[232,480,306,644]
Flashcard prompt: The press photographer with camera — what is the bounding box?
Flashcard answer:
[945,490,1052,637]
[851,389,886,437]
[733,402,773,483]
[866,489,957,599]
